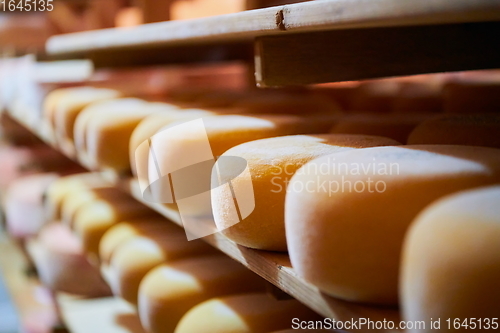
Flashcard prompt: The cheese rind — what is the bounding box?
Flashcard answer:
[174,293,321,333]
[99,218,183,263]
[108,232,215,304]
[408,113,500,148]
[213,134,400,251]
[138,256,266,333]
[401,185,500,331]
[286,145,500,304]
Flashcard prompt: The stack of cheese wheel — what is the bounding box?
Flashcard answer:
[285,145,500,305]
[401,186,500,332]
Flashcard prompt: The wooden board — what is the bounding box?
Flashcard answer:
[255,21,500,86]
[46,0,500,57]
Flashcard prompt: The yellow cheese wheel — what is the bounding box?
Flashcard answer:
[213,134,400,251]
[44,172,104,221]
[79,98,161,171]
[393,81,443,114]
[350,80,400,113]
[401,186,500,331]
[72,193,154,256]
[330,114,432,143]
[286,145,500,305]
[407,113,500,148]
[148,114,339,225]
[44,87,121,139]
[174,293,321,333]
[99,218,183,264]
[138,256,266,333]
[59,187,119,226]
[130,109,216,187]
[108,232,216,304]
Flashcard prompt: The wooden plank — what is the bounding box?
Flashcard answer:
[46,0,500,58]
[255,21,500,87]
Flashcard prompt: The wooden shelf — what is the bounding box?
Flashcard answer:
[45,0,500,84]
[5,109,400,330]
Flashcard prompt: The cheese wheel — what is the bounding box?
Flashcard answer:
[5,173,59,239]
[330,114,431,143]
[174,293,322,333]
[108,232,216,304]
[46,87,121,154]
[59,186,119,226]
[286,145,500,305]
[99,218,183,263]
[213,134,400,251]
[350,81,400,113]
[72,193,154,256]
[130,109,216,186]
[44,172,105,221]
[32,223,111,296]
[79,98,163,171]
[407,113,500,148]
[393,81,443,114]
[444,82,500,114]
[401,186,500,331]
[138,256,266,333]
[148,114,339,235]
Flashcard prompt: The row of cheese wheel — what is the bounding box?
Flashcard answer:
[13,171,325,333]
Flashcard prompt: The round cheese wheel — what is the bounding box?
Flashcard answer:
[129,109,216,186]
[330,114,432,143]
[72,194,154,256]
[213,134,400,251]
[99,218,183,263]
[44,172,105,221]
[138,256,266,333]
[108,232,216,304]
[174,293,321,333]
[148,114,339,223]
[286,145,500,305]
[407,113,500,148]
[5,173,59,239]
[401,185,500,331]
[32,223,111,296]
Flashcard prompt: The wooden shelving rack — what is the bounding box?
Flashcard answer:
[45,0,500,86]
[4,0,499,331]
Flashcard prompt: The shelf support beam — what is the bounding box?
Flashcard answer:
[255,21,500,87]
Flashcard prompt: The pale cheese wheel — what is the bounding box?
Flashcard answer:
[44,172,105,221]
[148,114,339,221]
[286,145,500,305]
[407,113,500,148]
[138,256,266,333]
[213,134,400,251]
[330,114,432,143]
[80,98,161,171]
[130,109,216,186]
[32,223,111,296]
[174,293,321,333]
[5,173,59,239]
[72,193,154,256]
[401,186,500,331]
[108,232,216,304]
[99,218,183,263]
